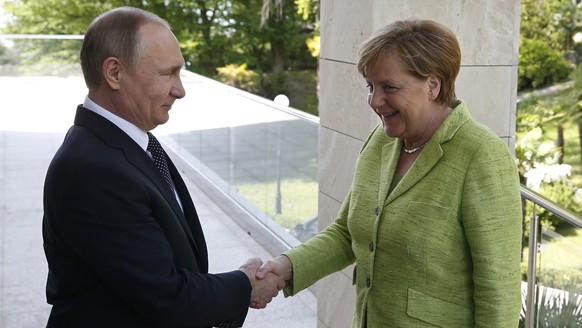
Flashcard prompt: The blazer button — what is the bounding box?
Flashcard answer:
[369,242,374,252]
[374,206,379,215]
[366,277,371,287]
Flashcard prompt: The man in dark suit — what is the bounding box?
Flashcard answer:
[42,7,284,328]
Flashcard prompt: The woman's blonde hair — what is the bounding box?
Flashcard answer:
[357,19,461,107]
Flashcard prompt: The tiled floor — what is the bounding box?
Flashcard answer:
[0,76,317,327]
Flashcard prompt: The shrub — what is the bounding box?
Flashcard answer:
[520,264,582,327]
[519,38,572,90]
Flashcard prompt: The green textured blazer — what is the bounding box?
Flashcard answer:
[284,100,522,327]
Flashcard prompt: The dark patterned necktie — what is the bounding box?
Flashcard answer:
[147,132,175,193]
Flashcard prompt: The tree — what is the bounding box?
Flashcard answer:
[214,0,317,98]
[519,0,574,90]
[570,65,582,169]
[259,0,317,73]
[1,0,319,111]
[518,0,582,181]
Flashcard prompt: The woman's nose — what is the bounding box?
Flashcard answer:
[367,89,383,108]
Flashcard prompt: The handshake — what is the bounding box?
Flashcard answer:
[239,256,293,309]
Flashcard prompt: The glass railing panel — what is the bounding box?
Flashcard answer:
[161,72,319,247]
[0,35,83,77]
[534,223,582,327]
[1,36,86,133]
[1,35,319,248]
[520,187,582,327]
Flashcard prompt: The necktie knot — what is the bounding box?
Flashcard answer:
[147,132,175,193]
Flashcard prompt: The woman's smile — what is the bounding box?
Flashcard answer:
[381,110,399,118]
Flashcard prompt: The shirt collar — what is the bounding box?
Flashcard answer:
[83,96,149,151]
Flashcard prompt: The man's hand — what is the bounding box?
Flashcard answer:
[239,258,285,309]
[256,255,293,281]
[249,256,293,308]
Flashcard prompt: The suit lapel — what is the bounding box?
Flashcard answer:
[73,106,205,266]
[125,142,199,244]
[166,157,209,272]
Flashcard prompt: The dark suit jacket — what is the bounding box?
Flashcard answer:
[43,106,251,328]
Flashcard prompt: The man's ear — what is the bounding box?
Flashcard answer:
[102,57,122,90]
[427,75,441,101]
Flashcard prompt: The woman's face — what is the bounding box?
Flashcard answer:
[365,53,435,142]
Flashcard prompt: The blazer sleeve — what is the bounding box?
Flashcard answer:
[283,189,356,295]
[50,158,251,327]
[460,138,522,327]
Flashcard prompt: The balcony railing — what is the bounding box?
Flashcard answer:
[521,186,582,327]
[159,71,319,249]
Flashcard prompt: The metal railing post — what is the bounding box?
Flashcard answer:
[525,205,539,328]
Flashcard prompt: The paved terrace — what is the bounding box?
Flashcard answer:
[0,74,317,327]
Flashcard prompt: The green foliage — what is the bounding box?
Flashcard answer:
[286,70,318,116]
[522,181,582,230]
[548,0,582,54]
[519,234,582,327]
[1,0,320,115]
[295,0,319,22]
[520,0,556,45]
[516,96,563,179]
[216,66,317,115]
[216,63,257,89]
[306,35,320,58]
[541,269,582,292]
[516,93,582,230]
[236,179,317,229]
[537,182,582,222]
[0,42,17,65]
[518,38,572,90]
[518,0,582,91]
[2,0,109,35]
[519,286,582,327]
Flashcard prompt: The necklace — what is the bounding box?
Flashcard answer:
[402,144,425,154]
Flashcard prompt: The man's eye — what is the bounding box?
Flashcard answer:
[366,84,373,93]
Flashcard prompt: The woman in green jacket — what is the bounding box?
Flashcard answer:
[256,19,522,327]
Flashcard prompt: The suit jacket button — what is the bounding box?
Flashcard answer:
[374,206,379,215]
[366,277,371,287]
[369,242,374,252]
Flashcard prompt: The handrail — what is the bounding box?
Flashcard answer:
[520,184,582,328]
[524,205,539,328]
[521,185,582,228]
[180,70,320,125]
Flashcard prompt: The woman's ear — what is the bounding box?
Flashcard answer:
[427,75,441,101]
[102,57,122,90]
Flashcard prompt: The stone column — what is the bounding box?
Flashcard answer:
[316,1,521,327]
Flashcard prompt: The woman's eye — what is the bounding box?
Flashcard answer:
[366,84,373,93]
[384,85,398,92]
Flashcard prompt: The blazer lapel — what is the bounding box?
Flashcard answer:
[378,139,400,205]
[386,140,443,204]
[383,102,471,205]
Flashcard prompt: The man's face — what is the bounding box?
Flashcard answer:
[119,23,186,131]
